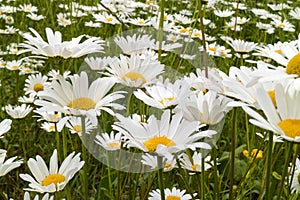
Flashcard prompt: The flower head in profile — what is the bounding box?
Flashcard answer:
[0,149,23,176]
[20,149,84,193]
[4,104,33,119]
[113,110,214,159]
[18,27,104,58]
[35,71,125,125]
[95,131,122,151]
[149,187,194,200]
[242,81,300,142]
[105,54,164,88]
[0,119,12,138]
[180,152,213,173]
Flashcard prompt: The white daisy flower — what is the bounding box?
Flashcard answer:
[95,131,122,151]
[149,187,193,200]
[40,122,56,133]
[271,19,295,32]
[24,73,49,96]
[105,54,164,88]
[5,60,23,71]
[20,149,84,193]
[127,17,151,26]
[133,79,192,109]
[93,12,120,25]
[22,192,54,200]
[113,110,213,159]
[242,81,300,142]
[177,90,230,125]
[18,27,104,59]
[180,152,213,173]
[26,13,45,21]
[34,111,61,123]
[214,9,234,18]
[35,71,125,125]
[141,153,177,171]
[63,116,97,136]
[224,38,257,58]
[18,4,38,13]
[290,158,300,193]
[47,70,71,81]
[0,149,23,176]
[0,119,12,138]
[18,93,36,104]
[289,7,300,20]
[4,104,33,119]
[84,56,116,71]
[114,34,155,56]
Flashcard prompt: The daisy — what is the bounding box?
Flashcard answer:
[57,13,72,27]
[113,110,213,159]
[127,17,151,26]
[93,12,120,25]
[141,153,177,172]
[242,81,300,142]
[84,21,101,28]
[47,70,71,81]
[22,192,54,200]
[290,158,300,193]
[40,122,56,133]
[34,111,61,123]
[267,3,291,11]
[180,152,213,173]
[26,13,45,21]
[0,149,23,176]
[5,60,23,71]
[34,71,125,125]
[289,7,300,20]
[63,116,97,136]
[18,93,37,104]
[213,9,234,18]
[4,104,33,119]
[84,56,116,71]
[177,90,230,125]
[18,4,38,13]
[148,187,193,200]
[0,119,12,138]
[133,79,192,109]
[24,73,49,96]
[271,19,295,32]
[18,27,104,59]
[95,131,122,151]
[114,34,155,55]
[20,149,84,193]
[104,54,164,88]
[224,38,257,58]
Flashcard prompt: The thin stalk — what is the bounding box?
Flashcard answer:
[265,131,274,200]
[55,124,61,162]
[157,156,165,200]
[277,142,293,200]
[198,2,208,78]
[212,148,220,200]
[80,116,89,200]
[201,157,205,200]
[62,127,68,158]
[229,109,237,200]
[158,0,165,61]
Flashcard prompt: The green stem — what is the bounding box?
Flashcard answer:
[229,109,237,200]
[158,0,165,61]
[198,2,208,78]
[265,131,273,200]
[212,148,219,200]
[277,142,293,200]
[157,156,165,200]
[201,157,205,200]
[62,128,68,158]
[80,116,89,200]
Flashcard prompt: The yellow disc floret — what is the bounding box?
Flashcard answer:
[286,53,300,77]
[267,90,276,107]
[73,125,82,132]
[278,119,300,138]
[143,136,175,152]
[33,83,44,92]
[42,174,65,187]
[192,164,201,172]
[122,72,146,87]
[68,97,96,110]
[166,196,181,200]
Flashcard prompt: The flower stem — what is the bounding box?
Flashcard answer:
[158,0,165,61]
[198,1,208,78]
[265,131,273,200]
[229,109,237,200]
[80,116,89,200]
[277,142,293,199]
[157,156,165,200]
[201,157,205,200]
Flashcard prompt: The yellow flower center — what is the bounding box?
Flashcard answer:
[208,47,217,52]
[122,72,146,87]
[166,196,181,200]
[73,125,82,132]
[179,28,190,34]
[42,174,65,187]
[11,65,19,70]
[33,83,44,92]
[278,119,300,138]
[286,52,300,77]
[108,142,120,148]
[137,21,145,25]
[68,97,96,110]
[49,125,55,131]
[278,23,286,28]
[192,164,201,171]
[267,90,276,107]
[106,17,113,22]
[193,33,201,37]
[274,49,282,54]
[143,136,175,152]
[158,96,175,107]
